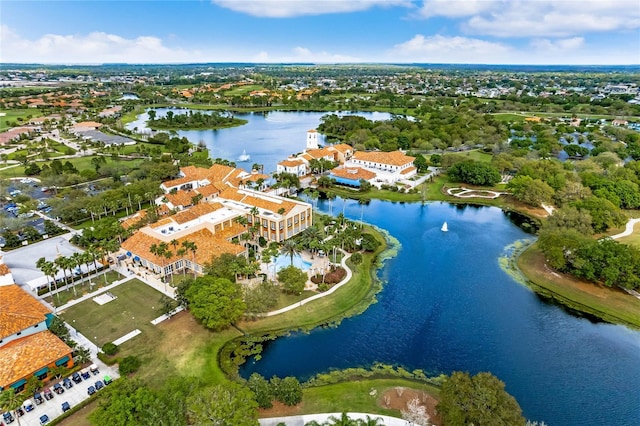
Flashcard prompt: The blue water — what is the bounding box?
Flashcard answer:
[126,109,392,174]
[242,199,640,426]
[274,254,312,271]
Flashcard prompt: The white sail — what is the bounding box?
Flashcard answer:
[441,221,448,232]
[238,149,250,162]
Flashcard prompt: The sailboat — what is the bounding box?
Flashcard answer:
[238,149,250,162]
[441,221,448,232]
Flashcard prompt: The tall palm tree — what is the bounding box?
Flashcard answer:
[280,239,301,266]
[55,256,70,293]
[0,388,25,426]
[181,240,198,278]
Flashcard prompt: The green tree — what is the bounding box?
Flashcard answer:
[247,373,273,409]
[185,276,245,331]
[413,153,429,173]
[89,379,186,426]
[277,265,307,295]
[186,383,258,426]
[438,371,525,426]
[244,280,279,314]
[447,160,501,186]
[0,388,25,426]
[272,376,303,406]
[507,175,555,207]
[280,239,301,266]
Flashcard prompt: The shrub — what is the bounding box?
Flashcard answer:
[271,376,302,406]
[119,356,141,375]
[350,252,363,265]
[102,342,119,356]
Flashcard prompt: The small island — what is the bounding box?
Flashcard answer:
[147,109,247,130]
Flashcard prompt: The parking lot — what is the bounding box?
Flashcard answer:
[3,363,119,426]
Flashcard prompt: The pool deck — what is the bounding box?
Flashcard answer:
[260,251,331,290]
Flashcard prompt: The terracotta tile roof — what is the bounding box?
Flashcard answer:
[121,224,245,267]
[331,167,377,181]
[162,176,195,189]
[244,173,269,182]
[278,159,305,167]
[165,190,198,208]
[0,263,11,276]
[401,166,417,175]
[353,150,415,167]
[121,210,148,230]
[0,285,51,339]
[196,184,220,198]
[73,121,103,128]
[329,143,353,154]
[0,331,72,389]
[305,147,335,160]
[218,188,298,215]
[150,217,174,229]
[308,129,317,133]
[171,203,222,224]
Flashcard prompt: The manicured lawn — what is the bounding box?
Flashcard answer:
[274,290,317,310]
[45,270,125,307]
[298,379,440,418]
[517,243,640,328]
[0,109,42,131]
[491,113,529,122]
[59,279,169,346]
[222,84,266,96]
[0,156,145,179]
[427,149,492,163]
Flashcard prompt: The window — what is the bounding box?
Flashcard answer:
[279,221,284,230]
[176,260,184,269]
[34,323,39,328]
[270,222,275,230]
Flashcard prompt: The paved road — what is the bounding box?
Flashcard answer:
[610,217,640,240]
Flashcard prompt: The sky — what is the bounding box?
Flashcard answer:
[1,0,639,65]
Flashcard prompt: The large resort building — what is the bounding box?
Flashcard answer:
[121,164,312,278]
[0,278,73,392]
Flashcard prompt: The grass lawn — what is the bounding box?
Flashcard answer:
[297,379,440,418]
[428,149,493,163]
[273,290,317,310]
[0,109,42,131]
[0,155,145,179]
[490,113,529,122]
[617,220,640,248]
[45,271,125,307]
[222,84,266,96]
[517,243,640,328]
[59,279,169,347]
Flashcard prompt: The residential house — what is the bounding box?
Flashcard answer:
[343,150,417,186]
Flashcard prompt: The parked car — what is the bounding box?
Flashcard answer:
[103,375,112,385]
[94,380,104,391]
[53,383,64,394]
[15,408,24,417]
[72,372,82,384]
[87,386,96,396]
[90,364,99,375]
[43,388,53,400]
[2,412,14,424]
[61,402,71,413]
[39,414,50,425]
[34,392,44,404]
[81,370,91,380]
[23,400,34,412]
[63,378,73,389]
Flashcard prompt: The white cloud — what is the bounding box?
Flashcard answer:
[211,0,410,18]
[530,37,585,52]
[0,25,207,64]
[388,33,637,64]
[416,0,499,19]
[286,46,361,62]
[417,0,640,37]
[388,34,512,64]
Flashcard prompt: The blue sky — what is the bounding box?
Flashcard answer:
[1,0,639,65]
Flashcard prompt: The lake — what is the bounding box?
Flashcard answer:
[126,109,392,174]
[241,199,640,426]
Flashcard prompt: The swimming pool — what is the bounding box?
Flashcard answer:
[273,254,312,271]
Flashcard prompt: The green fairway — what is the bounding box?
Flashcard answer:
[0,109,42,131]
[59,279,168,346]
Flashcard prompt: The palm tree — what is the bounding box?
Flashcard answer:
[150,242,170,285]
[323,412,359,426]
[181,240,198,278]
[55,256,70,293]
[280,239,301,266]
[0,388,25,426]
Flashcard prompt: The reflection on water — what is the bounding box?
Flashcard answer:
[241,200,640,426]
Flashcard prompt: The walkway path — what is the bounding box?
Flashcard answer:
[446,186,506,199]
[259,412,415,426]
[610,218,640,240]
[264,251,352,317]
